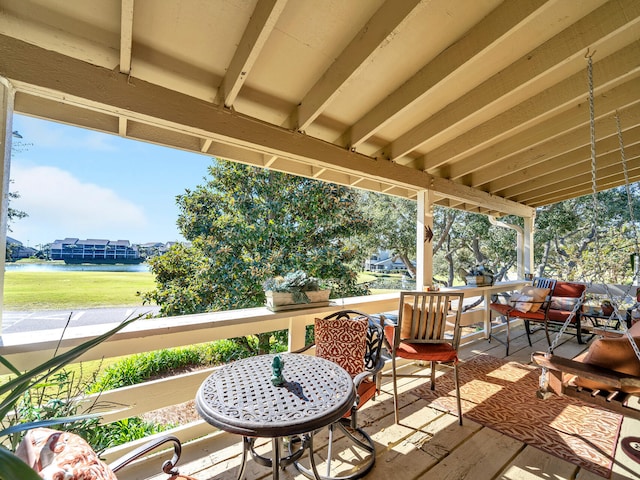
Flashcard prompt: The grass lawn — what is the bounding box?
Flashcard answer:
[3,271,156,310]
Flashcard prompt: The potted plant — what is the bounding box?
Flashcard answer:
[262,270,331,311]
[600,300,614,316]
[0,315,141,480]
[462,264,494,286]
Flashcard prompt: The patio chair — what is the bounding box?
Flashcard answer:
[16,428,195,479]
[292,310,385,480]
[383,291,465,425]
[488,277,556,355]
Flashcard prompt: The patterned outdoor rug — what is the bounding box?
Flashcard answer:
[411,354,623,478]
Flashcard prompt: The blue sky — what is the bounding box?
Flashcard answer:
[9,114,213,247]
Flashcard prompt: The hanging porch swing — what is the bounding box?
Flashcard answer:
[531,51,640,419]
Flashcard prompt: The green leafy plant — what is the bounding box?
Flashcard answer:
[87,340,249,393]
[262,270,323,292]
[0,314,142,480]
[262,270,327,304]
[465,264,494,277]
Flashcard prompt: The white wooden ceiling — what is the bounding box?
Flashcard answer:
[1,0,639,217]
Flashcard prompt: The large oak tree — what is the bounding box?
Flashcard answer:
[144,160,370,352]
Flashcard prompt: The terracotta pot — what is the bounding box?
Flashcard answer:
[601,303,614,316]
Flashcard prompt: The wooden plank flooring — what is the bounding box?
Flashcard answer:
[151,323,640,480]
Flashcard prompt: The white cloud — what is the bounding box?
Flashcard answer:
[9,165,149,244]
[16,117,117,151]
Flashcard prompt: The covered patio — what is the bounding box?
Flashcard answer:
[164,326,640,480]
[0,1,639,479]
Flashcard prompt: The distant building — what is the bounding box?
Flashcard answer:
[6,237,37,261]
[49,238,143,264]
[364,250,414,273]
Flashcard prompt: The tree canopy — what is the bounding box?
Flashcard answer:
[143,160,370,317]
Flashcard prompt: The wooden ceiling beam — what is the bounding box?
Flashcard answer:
[527,166,640,207]
[292,0,425,131]
[345,0,550,148]
[0,34,533,218]
[503,141,640,201]
[428,41,640,176]
[119,0,135,74]
[485,120,640,195]
[382,0,640,162]
[455,78,640,184]
[472,102,640,191]
[218,0,287,108]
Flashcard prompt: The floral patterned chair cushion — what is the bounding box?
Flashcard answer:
[315,316,368,377]
[16,428,197,480]
[16,428,117,480]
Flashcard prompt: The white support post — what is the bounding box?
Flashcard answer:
[523,213,535,276]
[489,216,523,279]
[0,78,15,334]
[416,190,433,290]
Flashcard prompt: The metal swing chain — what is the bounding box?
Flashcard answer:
[614,112,640,362]
[544,54,598,357]
[617,112,640,264]
[540,54,640,390]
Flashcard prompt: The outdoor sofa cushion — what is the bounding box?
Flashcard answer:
[572,320,640,393]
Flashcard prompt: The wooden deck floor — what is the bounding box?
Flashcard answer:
[156,324,640,480]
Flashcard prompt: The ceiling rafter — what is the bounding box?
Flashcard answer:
[379,0,640,163]
[478,109,640,193]
[0,34,533,218]
[522,161,640,205]
[118,117,127,136]
[426,41,640,174]
[345,0,551,149]
[291,0,425,132]
[119,0,135,74]
[460,78,640,186]
[503,142,640,201]
[218,0,287,108]
[3,0,639,219]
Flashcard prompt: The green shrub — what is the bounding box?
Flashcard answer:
[86,417,172,453]
[87,339,263,393]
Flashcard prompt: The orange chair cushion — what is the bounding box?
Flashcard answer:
[343,379,377,418]
[553,281,586,298]
[397,341,458,362]
[384,325,457,362]
[547,308,578,323]
[574,336,640,393]
[489,302,546,320]
[315,316,368,377]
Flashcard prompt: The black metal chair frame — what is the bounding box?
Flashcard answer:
[109,434,184,477]
[489,277,556,355]
[291,310,385,480]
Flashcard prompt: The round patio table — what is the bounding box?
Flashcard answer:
[196,353,355,480]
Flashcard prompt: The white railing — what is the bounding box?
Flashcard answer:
[0,281,562,478]
[1,294,401,478]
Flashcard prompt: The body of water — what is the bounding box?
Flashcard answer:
[5,263,150,272]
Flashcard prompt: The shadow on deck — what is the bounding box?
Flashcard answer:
[146,324,640,480]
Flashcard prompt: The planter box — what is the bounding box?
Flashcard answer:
[465,275,493,287]
[265,289,331,311]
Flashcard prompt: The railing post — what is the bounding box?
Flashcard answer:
[288,315,307,352]
[0,77,16,335]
